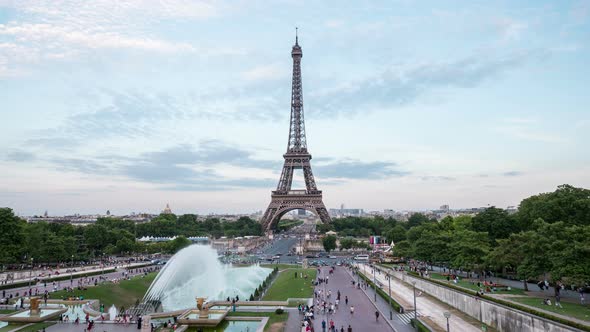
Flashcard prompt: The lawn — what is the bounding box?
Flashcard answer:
[263,268,316,301]
[0,310,15,314]
[48,272,157,309]
[510,297,590,322]
[429,272,526,295]
[184,311,289,332]
[0,322,53,332]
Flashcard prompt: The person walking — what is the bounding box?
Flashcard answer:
[321,319,326,332]
[375,310,380,322]
[345,296,348,305]
[555,282,564,308]
[347,325,352,332]
[350,305,354,315]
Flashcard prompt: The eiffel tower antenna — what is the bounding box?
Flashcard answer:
[261,33,331,232]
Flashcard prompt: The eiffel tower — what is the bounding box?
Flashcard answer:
[261,31,331,232]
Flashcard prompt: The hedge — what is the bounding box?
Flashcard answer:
[411,318,432,332]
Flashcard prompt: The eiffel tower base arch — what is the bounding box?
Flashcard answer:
[261,192,331,232]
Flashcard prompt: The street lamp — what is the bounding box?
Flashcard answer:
[101,253,105,282]
[70,254,74,285]
[444,311,451,332]
[387,271,392,319]
[372,265,377,301]
[28,257,33,297]
[412,281,417,322]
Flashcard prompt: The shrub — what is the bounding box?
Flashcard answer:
[275,308,284,314]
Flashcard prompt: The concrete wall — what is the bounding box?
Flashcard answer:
[395,272,584,332]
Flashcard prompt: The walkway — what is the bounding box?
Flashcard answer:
[358,264,482,332]
[310,266,397,332]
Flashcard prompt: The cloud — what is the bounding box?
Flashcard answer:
[419,175,456,181]
[8,0,221,22]
[315,160,408,179]
[241,64,287,81]
[5,150,36,162]
[10,139,407,190]
[25,91,188,148]
[0,1,239,76]
[0,23,196,53]
[496,121,566,143]
[502,171,523,177]
[51,157,113,174]
[492,17,528,41]
[309,49,543,117]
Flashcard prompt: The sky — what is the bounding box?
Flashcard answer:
[1,0,589,216]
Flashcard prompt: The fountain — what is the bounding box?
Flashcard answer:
[108,304,118,320]
[143,245,271,311]
[0,298,67,323]
[29,298,41,316]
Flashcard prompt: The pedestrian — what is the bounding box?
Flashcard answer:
[375,310,380,321]
[321,319,326,332]
[347,325,352,332]
[350,305,354,315]
[345,296,348,305]
[555,281,563,308]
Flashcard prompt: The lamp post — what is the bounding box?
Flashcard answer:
[28,257,33,297]
[412,281,417,322]
[373,265,377,301]
[101,253,105,282]
[388,271,392,319]
[70,254,74,285]
[444,311,451,332]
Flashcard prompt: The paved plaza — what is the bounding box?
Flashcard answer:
[311,266,395,332]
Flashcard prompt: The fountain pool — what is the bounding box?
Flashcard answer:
[9,309,61,318]
[144,245,271,311]
[186,320,261,332]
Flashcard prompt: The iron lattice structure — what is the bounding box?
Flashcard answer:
[261,33,332,231]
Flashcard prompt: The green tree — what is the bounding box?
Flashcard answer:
[518,184,590,227]
[406,213,434,229]
[449,229,489,272]
[322,235,337,252]
[487,230,548,291]
[471,207,516,244]
[0,208,25,263]
[392,240,411,258]
[167,236,191,253]
[385,225,407,243]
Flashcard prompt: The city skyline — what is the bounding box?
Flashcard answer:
[1,1,589,215]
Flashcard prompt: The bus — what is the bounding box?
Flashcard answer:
[353,254,369,261]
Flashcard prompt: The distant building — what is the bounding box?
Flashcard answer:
[162,203,173,214]
[329,208,364,218]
